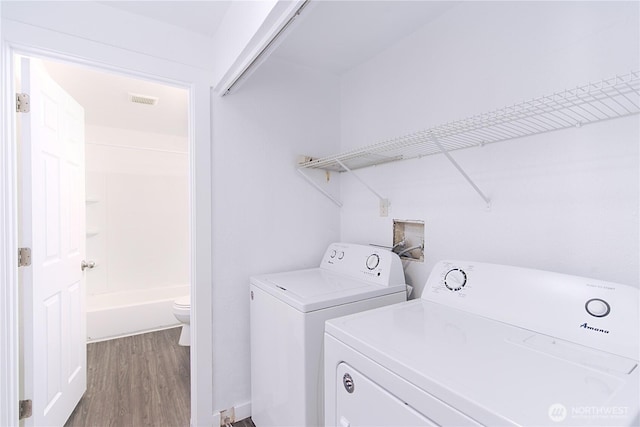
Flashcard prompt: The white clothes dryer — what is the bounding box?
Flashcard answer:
[250,243,408,427]
[325,260,639,426]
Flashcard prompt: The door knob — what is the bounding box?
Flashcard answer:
[81,260,96,271]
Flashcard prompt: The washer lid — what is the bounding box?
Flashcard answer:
[250,268,406,313]
[325,300,639,426]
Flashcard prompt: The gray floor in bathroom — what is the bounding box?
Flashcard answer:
[65,327,255,427]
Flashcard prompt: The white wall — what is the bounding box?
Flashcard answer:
[2,1,215,72]
[84,125,189,296]
[211,57,341,414]
[339,1,640,296]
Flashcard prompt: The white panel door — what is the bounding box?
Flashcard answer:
[20,57,86,426]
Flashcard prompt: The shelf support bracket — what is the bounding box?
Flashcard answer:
[297,168,343,207]
[431,136,491,209]
[335,159,390,216]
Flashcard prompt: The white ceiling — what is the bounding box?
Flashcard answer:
[98,1,460,77]
[273,1,460,75]
[38,1,460,137]
[98,1,232,38]
[43,60,189,137]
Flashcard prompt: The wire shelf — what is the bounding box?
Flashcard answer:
[299,71,640,172]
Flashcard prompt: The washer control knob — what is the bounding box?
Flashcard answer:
[366,254,380,270]
[585,298,610,318]
[330,250,337,258]
[444,268,467,291]
[338,251,345,260]
[343,373,354,393]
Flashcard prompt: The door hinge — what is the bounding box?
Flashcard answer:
[18,247,31,267]
[16,93,30,113]
[19,399,32,420]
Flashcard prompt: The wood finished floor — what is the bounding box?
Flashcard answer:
[65,327,190,427]
[66,327,255,427]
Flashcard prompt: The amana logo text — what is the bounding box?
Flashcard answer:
[579,322,610,334]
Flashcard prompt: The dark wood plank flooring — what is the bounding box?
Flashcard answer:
[65,327,256,427]
[231,418,256,427]
[66,328,190,427]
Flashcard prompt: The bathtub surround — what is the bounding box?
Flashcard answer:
[85,124,190,340]
[86,285,189,341]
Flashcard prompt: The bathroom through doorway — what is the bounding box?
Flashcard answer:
[16,54,192,426]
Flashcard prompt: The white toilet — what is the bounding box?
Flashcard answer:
[172,295,190,346]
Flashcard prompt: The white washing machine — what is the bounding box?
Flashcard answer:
[250,243,408,427]
[325,260,639,426]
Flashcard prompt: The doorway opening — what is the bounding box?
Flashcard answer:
[16,54,192,426]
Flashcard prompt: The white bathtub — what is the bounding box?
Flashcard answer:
[86,285,189,342]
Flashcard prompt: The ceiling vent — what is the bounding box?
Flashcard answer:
[129,93,159,106]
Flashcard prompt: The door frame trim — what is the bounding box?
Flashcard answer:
[0,34,20,426]
[1,21,214,427]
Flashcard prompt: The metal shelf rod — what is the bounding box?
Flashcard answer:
[431,136,491,209]
[296,169,342,207]
[335,159,386,202]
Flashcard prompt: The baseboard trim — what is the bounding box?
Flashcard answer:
[235,401,252,422]
[86,325,181,344]
[212,401,251,426]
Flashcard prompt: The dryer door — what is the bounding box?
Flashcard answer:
[335,363,436,427]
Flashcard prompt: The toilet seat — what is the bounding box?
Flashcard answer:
[173,295,190,308]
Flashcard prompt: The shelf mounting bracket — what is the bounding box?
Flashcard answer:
[335,159,390,216]
[297,168,343,207]
[431,135,491,209]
